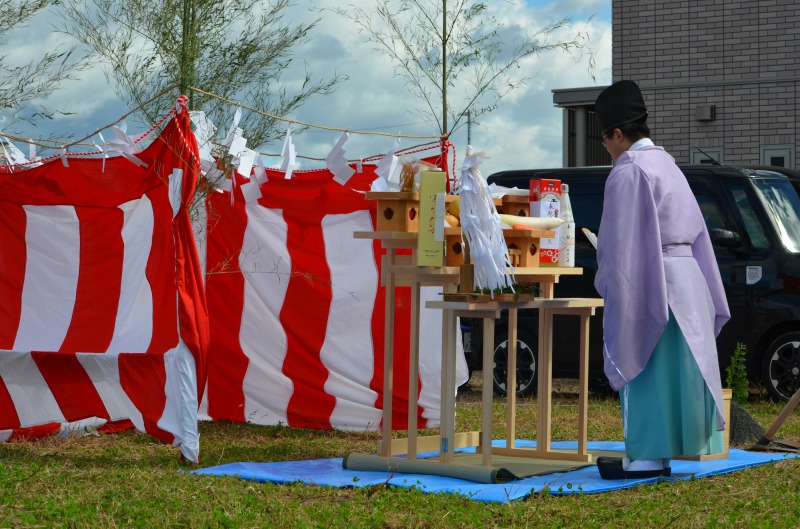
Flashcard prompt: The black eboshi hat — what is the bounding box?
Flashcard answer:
[594,80,648,135]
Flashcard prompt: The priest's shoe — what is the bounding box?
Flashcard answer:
[596,457,671,480]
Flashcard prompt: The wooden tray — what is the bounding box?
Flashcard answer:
[442,292,537,303]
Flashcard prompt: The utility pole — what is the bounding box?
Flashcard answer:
[467,109,471,145]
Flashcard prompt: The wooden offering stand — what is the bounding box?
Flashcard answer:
[355,192,462,459]
[357,191,603,468]
[444,227,555,268]
[427,293,602,466]
[495,193,531,217]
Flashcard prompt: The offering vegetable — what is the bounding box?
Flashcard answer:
[498,214,564,230]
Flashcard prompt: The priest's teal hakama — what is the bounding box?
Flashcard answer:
[595,141,731,461]
[622,311,723,460]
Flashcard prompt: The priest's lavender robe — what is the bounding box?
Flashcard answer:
[594,144,730,430]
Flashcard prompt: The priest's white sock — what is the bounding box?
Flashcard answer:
[622,457,665,471]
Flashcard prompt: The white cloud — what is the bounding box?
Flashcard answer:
[271,0,613,177]
[5,0,612,177]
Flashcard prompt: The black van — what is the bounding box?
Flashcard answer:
[463,164,800,401]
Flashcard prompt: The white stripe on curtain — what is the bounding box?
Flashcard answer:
[321,211,382,431]
[107,197,155,353]
[0,351,66,425]
[76,352,144,428]
[15,205,80,351]
[239,202,293,425]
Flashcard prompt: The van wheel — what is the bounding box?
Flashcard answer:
[492,329,538,397]
[761,332,800,401]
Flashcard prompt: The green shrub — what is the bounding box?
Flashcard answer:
[726,342,749,404]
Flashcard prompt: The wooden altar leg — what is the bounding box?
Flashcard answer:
[439,308,457,464]
[540,281,554,299]
[536,307,554,454]
[506,308,518,449]
[380,248,397,457]
[481,317,495,466]
[577,311,590,458]
[406,278,421,459]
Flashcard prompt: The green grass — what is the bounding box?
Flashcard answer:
[1,384,798,528]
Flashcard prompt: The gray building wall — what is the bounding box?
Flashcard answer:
[613,0,800,167]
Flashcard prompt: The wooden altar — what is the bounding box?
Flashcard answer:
[356,190,603,468]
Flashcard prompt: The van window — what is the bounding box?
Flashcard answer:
[728,183,770,250]
[752,179,800,253]
[567,182,604,232]
[694,191,726,231]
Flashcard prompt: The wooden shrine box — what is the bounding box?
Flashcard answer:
[676,388,733,461]
[496,194,530,218]
[444,227,555,267]
[368,192,457,233]
[444,227,466,266]
[368,192,421,232]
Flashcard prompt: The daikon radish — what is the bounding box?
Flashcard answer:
[512,224,555,233]
[498,214,564,230]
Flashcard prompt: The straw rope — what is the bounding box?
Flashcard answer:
[2,85,453,171]
[186,86,442,141]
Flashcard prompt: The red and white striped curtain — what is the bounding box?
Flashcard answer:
[0,110,467,451]
[199,155,467,431]
[0,103,208,461]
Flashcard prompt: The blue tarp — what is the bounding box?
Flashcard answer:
[190,440,799,503]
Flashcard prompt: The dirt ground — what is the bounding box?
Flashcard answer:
[457,371,582,402]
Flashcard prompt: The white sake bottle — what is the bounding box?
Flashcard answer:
[558,183,576,267]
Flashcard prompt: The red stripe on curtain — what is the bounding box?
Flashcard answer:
[97,419,134,434]
[31,352,110,421]
[0,204,26,349]
[0,378,21,429]
[58,207,124,354]
[8,423,61,441]
[205,194,249,421]
[118,353,173,443]
[168,122,209,398]
[145,190,179,355]
[280,214,335,428]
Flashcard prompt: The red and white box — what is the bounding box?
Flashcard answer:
[529,179,562,265]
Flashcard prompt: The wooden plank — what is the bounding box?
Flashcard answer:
[451,309,501,319]
[513,266,584,276]
[406,279,421,459]
[439,308,457,464]
[537,307,553,453]
[577,313,590,457]
[547,307,598,316]
[380,248,397,457]
[506,309,518,449]
[353,231,418,241]
[380,431,481,455]
[761,387,800,442]
[540,282,554,299]
[485,446,593,463]
[365,191,420,200]
[390,266,461,283]
[482,318,495,467]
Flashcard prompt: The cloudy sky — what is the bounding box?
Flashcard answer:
[4,0,611,178]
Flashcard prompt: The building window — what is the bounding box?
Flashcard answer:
[760,145,794,169]
[690,147,724,165]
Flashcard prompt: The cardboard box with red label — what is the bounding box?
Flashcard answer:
[529,179,561,266]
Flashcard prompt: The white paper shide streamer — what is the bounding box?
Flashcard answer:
[280,126,297,180]
[458,146,514,294]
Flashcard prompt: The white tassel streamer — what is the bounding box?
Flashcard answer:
[458,146,514,295]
